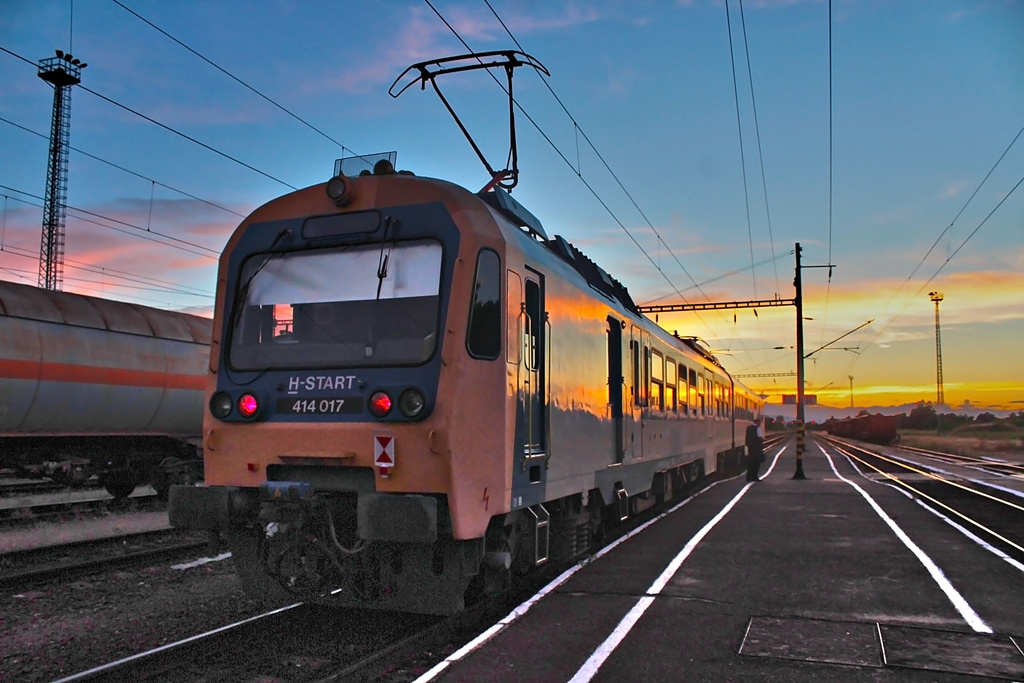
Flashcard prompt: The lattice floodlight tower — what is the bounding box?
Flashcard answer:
[929,291,945,405]
[389,50,549,193]
[37,49,86,291]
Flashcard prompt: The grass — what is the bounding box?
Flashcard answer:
[899,427,1024,459]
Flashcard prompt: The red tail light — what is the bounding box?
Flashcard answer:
[369,391,392,418]
[238,393,259,418]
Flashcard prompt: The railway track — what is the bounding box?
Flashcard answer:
[819,434,1024,564]
[896,444,1024,478]
[0,488,162,529]
[51,454,756,682]
[48,555,567,682]
[0,528,211,592]
[0,479,68,497]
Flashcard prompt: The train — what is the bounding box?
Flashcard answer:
[169,156,764,614]
[825,413,900,445]
[0,279,212,498]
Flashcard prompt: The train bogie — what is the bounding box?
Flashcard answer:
[170,161,762,613]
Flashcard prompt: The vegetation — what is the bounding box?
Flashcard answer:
[775,402,1024,458]
[877,403,1022,458]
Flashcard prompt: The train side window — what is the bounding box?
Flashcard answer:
[506,270,521,365]
[688,368,697,416]
[666,358,677,413]
[630,339,640,406]
[651,349,664,411]
[699,374,707,417]
[678,363,688,416]
[525,280,541,371]
[643,345,651,406]
[467,249,501,360]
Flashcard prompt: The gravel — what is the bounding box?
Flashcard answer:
[0,546,264,682]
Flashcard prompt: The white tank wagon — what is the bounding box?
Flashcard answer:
[0,280,212,498]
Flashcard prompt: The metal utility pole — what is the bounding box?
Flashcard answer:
[638,242,835,481]
[929,291,944,404]
[793,244,807,479]
[849,375,854,408]
[37,49,86,291]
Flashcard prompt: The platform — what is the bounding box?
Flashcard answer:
[421,436,1024,682]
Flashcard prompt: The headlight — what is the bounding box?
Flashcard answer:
[210,392,232,419]
[398,388,426,418]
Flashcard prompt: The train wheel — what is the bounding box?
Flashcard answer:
[153,457,199,501]
[101,472,137,499]
[225,529,299,608]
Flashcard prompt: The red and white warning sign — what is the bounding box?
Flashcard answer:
[374,431,395,475]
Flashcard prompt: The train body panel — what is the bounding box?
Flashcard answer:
[825,413,899,444]
[0,279,212,492]
[171,166,762,613]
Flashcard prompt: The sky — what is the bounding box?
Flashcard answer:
[1,0,1022,417]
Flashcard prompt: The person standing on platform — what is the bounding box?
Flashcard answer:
[745,417,765,482]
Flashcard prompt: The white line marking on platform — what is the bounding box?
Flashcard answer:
[568,478,756,683]
[840,450,1024,576]
[820,443,992,633]
[411,460,768,683]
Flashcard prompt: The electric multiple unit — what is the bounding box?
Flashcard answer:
[170,160,763,614]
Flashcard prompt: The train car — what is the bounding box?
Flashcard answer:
[825,413,900,445]
[0,280,212,497]
[170,158,763,614]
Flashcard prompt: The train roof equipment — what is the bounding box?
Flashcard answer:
[390,50,550,192]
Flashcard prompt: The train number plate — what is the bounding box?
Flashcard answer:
[277,397,364,415]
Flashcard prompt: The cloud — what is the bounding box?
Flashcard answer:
[319,4,604,95]
[0,195,230,310]
[939,180,968,199]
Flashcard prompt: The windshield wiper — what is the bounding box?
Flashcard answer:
[376,217,396,300]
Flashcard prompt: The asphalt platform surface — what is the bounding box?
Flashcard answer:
[423,436,1024,682]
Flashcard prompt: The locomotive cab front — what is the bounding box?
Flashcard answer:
[171,163,511,614]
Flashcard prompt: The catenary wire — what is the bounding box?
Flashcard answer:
[736,0,779,291]
[724,0,757,297]
[0,186,219,259]
[483,0,712,302]
[0,246,212,301]
[1,44,297,191]
[0,115,246,219]
[110,0,357,158]
[484,0,775,368]
[424,1,708,320]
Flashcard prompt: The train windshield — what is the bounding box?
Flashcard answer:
[228,239,442,370]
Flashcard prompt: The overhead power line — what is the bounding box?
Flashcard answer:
[0,115,245,218]
[736,0,779,290]
[2,44,297,191]
[425,2,690,302]
[481,0,717,308]
[0,245,213,300]
[78,84,297,191]
[111,0,356,157]
[724,0,756,296]
[0,185,219,259]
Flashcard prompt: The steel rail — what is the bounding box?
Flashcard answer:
[823,437,1024,556]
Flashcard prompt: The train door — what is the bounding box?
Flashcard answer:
[627,325,647,460]
[607,317,625,464]
[511,269,547,508]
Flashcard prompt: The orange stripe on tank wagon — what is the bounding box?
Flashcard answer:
[0,358,205,390]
